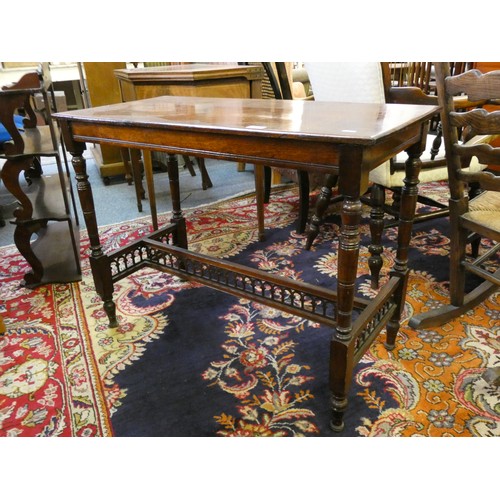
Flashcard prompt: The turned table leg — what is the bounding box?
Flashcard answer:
[330,194,363,431]
[71,150,118,327]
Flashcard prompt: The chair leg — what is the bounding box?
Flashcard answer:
[368,183,386,289]
[254,163,265,241]
[183,155,196,176]
[305,174,338,250]
[468,181,482,258]
[296,170,310,234]
[195,157,213,190]
[263,166,272,204]
[449,205,468,308]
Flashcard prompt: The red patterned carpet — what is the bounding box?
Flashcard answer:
[0,185,498,436]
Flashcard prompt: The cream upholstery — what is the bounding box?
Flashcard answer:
[304,62,490,190]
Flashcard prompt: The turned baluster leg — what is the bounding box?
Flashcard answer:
[166,153,187,249]
[305,173,338,250]
[386,145,422,349]
[368,183,386,289]
[330,195,362,432]
[72,151,118,327]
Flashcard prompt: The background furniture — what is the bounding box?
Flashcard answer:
[260,62,314,234]
[115,63,263,101]
[302,62,495,289]
[83,63,129,184]
[0,65,81,287]
[114,63,264,229]
[410,62,500,387]
[410,63,500,329]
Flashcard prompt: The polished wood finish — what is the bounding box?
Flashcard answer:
[115,64,264,226]
[410,63,500,330]
[0,66,81,287]
[115,63,263,100]
[261,62,312,234]
[55,94,437,431]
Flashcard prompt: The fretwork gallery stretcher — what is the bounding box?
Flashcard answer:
[55,95,438,431]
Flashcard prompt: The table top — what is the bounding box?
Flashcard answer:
[55,95,439,146]
[114,64,263,83]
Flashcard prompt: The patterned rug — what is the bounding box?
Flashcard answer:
[0,184,498,436]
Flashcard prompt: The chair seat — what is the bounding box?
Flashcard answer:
[369,134,497,188]
[464,190,500,233]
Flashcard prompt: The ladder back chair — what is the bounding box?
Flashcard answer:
[303,62,496,289]
[410,62,500,330]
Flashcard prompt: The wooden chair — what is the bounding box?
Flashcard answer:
[410,63,500,329]
[410,62,500,387]
[302,62,496,289]
[260,62,323,234]
[0,64,81,287]
[390,62,435,95]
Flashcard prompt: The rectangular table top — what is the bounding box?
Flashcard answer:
[55,95,439,147]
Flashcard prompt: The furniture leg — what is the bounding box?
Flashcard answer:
[368,183,386,289]
[195,157,213,190]
[129,149,145,213]
[330,194,362,431]
[13,221,46,286]
[386,146,422,348]
[182,155,196,176]
[305,173,338,250]
[297,170,310,234]
[0,157,34,220]
[449,198,468,307]
[254,164,265,241]
[263,166,272,203]
[166,153,187,249]
[119,148,133,186]
[71,151,118,327]
[142,150,158,231]
[329,336,355,432]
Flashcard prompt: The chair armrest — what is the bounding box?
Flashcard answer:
[387,86,439,105]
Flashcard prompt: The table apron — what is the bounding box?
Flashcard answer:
[66,122,426,175]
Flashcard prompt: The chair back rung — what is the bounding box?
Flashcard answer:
[446,69,500,101]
